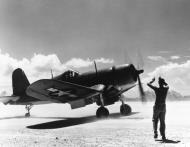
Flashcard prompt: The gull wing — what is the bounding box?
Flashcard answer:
[26,79,101,103]
[120,84,137,94]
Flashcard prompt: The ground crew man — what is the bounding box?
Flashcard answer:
[147,77,169,141]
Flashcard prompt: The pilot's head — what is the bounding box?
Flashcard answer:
[158,77,167,87]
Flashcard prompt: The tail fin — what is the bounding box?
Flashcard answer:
[12,68,30,96]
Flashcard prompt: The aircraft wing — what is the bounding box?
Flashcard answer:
[26,79,101,104]
[120,84,137,94]
[107,84,137,99]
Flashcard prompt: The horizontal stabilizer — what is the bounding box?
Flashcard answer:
[0,96,20,105]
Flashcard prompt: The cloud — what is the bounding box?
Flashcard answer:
[158,51,171,54]
[30,53,66,74]
[0,51,66,94]
[0,90,7,96]
[96,58,114,64]
[147,56,167,62]
[65,58,92,68]
[146,60,190,95]
[170,56,180,60]
[65,57,114,68]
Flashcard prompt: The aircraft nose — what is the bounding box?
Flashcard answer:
[129,64,144,81]
[137,69,144,75]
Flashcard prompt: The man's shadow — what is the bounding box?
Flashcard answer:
[155,139,180,144]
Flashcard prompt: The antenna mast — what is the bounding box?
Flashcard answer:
[51,69,53,79]
[94,61,98,77]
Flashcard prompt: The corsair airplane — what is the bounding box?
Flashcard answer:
[0,63,144,118]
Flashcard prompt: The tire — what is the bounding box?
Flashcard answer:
[96,107,109,118]
[120,104,132,115]
[25,113,30,117]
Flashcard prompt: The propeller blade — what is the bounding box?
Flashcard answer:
[137,49,144,70]
[124,48,146,102]
[124,49,133,65]
[137,74,146,102]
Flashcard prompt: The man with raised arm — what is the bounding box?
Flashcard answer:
[147,77,169,141]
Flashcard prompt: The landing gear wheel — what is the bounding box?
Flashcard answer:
[96,107,109,118]
[25,112,30,117]
[25,105,33,117]
[120,104,132,115]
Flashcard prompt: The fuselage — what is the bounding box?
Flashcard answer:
[54,64,139,88]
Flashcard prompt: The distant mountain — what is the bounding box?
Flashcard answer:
[125,90,188,101]
[167,90,184,100]
[144,90,184,101]
[184,95,190,99]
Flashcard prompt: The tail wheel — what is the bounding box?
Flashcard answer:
[25,113,30,117]
[25,105,32,117]
[96,106,109,118]
[120,104,132,115]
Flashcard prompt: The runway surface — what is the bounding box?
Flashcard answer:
[0,101,189,147]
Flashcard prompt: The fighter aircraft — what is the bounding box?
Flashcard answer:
[0,62,144,118]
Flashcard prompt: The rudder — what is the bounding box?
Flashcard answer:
[12,68,30,96]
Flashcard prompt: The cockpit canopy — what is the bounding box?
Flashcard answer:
[62,70,79,79]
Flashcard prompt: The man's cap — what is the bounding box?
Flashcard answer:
[158,77,166,85]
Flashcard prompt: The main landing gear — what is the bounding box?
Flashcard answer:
[96,95,109,118]
[96,97,132,118]
[120,101,132,116]
[25,105,33,117]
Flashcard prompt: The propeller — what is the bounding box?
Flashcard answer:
[124,48,146,102]
[136,49,146,102]
[137,69,146,102]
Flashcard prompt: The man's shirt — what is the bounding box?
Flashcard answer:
[147,84,169,105]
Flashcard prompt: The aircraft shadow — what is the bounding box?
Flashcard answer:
[27,112,139,129]
[0,116,26,120]
[0,116,71,120]
[155,139,181,144]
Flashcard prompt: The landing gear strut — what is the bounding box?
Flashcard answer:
[120,101,132,115]
[96,95,109,118]
[25,105,33,117]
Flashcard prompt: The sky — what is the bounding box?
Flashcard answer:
[0,0,190,95]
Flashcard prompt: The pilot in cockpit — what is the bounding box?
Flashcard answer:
[63,70,79,79]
